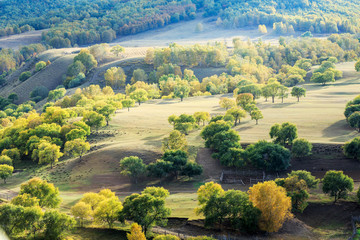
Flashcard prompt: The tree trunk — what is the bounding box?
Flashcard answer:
[256,119,258,125]
[297,96,300,102]
[3,178,5,184]
[281,97,284,103]
[128,107,130,112]
[138,101,141,105]
[272,96,275,103]
[181,97,183,101]
[106,120,109,126]
[51,162,53,169]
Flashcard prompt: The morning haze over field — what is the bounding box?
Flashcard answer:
[1,0,360,239]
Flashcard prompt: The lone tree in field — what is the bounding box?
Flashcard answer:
[248,181,292,233]
[322,170,354,203]
[119,156,146,183]
[250,109,263,125]
[348,112,360,132]
[278,85,288,103]
[121,99,135,111]
[270,122,298,146]
[111,45,125,57]
[130,89,148,105]
[64,139,90,160]
[343,137,360,160]
[291,138,312,158]
[0,164,13,183]
[291,86,306,102]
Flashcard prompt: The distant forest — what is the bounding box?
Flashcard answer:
[0,0,360,48]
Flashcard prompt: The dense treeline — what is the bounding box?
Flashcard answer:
[0,0,196,48]
[194,0,360,34]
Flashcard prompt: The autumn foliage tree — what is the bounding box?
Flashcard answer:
[248,181,293,233]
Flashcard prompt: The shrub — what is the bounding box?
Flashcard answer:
[19,71,31,82]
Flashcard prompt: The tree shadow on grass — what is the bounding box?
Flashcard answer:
[322,119,360,142]
[142,134,164,147]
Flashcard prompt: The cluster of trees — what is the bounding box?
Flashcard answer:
[64,49,97,88]
[0,178,75,239]
[168,112,210,135]
[196,181,292,233]
[72,187,171,235]
[198,0,360,34]
[201,120,313,170]
[310,57,342,85]
[344,95,360,131]
[0,44,47,78]
[146,42,228,68]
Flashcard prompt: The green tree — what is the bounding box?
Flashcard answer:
[348,112,360,132]
[82,111,106,131]
[93,197,123,228]
[245,140,291,171]
[98,104,116,126]
[193,112,210,126]
[250,109,263,125]
[38,141,63,168]
[131,69,148,84]
[73,49,98,73]
[236,93,254,109]
[181,161,203,178]
[8,93,18,103]
[19,71,31,82]
[43,210,75,239]
[130,89,148,105]
[65,128,88,141]
[276,176,309,212]
[121,99,135,111]
[64,139,90,159]
[200,120,232,148]
[226,107,246,126]
[344,137,360,160]
[263,81,281,103]
[174,83,190,101]
[311,70,335,85]
[0,155,12,166]
[147,160,173,181]
[162,150,188,179]
[111,45,125,57]
[119,156,146,183]
[162,130,188,152]
[288,170,319,189]
[291,86,306,102]
[291,138,312,158]
[322,170,354,202]
[0,164,13,183]
[122,189,171,234]
[19,177,61,208]
[11,193,39,207]
[67,61,86,77]
[278,85,288,103]
[269,122,298,146]
[47,88,66,102]
[196,182,224,215]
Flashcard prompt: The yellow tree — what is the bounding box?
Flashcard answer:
[196,181,224,215]
[93,197,123,228]
[104,67,126,89]
[71,201,92,227]
[127,223,146,240]
[38,141,63,168]
[248,181,292,233]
